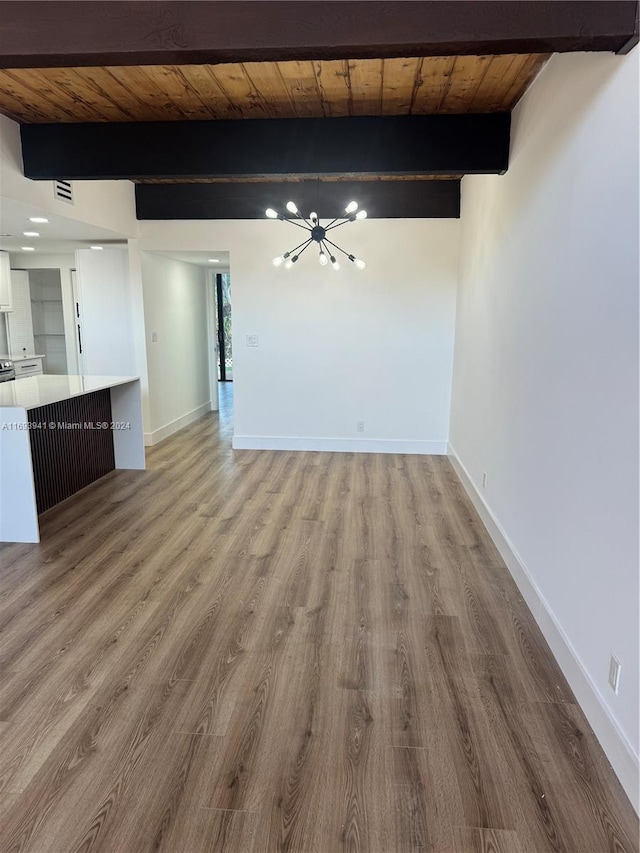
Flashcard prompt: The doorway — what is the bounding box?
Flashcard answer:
[29,270,68,374]
[215,272,232,382]
[5,267,72,375]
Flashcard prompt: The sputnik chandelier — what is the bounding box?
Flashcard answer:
[265,200,367,270]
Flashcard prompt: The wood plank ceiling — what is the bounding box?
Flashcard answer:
[0,54,548,125]
[0,0,636,220]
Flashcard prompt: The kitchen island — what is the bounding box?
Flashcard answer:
[0,375,145,543]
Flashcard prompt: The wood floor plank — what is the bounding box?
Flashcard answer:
[0,387,637,852]
[452,826,526,853]
[500,603,577,706]
[424,616,511,831]
[390,746,459,852]
[471,653,571,851]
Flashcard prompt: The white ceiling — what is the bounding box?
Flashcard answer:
[0,198,232,269]
[0,196,128,255]
[152,250,230,271]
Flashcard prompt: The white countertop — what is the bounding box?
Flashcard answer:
[0,354,46,362]
[0,375,140,409]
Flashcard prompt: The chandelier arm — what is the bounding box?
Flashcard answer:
[324,218,355,232]
[295,239,314,258]
[322,236,352,258]
[286,236,314,255]
[283,217,312,232]
[323,216,344,229]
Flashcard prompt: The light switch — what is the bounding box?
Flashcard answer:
[151,330,158,342]
[246,334,259,347]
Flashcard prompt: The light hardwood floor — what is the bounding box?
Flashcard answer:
[0,387,638,852]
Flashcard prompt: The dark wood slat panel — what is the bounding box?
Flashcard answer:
[28,390,115,514]
[134,178,460,220]
[0,1,635,68]
[20,114,510,181]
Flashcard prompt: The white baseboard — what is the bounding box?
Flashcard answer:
[144,401,212,447]
[448,443,639,813]
[231,435,448,454]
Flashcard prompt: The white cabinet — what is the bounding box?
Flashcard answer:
[6,270,35,356]
[14,357,44,378]
[0,252,12,312]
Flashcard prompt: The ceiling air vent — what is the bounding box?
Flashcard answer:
[53,179,74,205]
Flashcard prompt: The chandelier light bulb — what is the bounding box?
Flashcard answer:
[286,201,299,215]
[355,258,366,270]
[319,251,328,266]
[272,255,285,267]
[330,256,340,270]
[356,210,367,220]
[284,258,294,269]
[309,211,318,222]
[265,208,278,219]
[345,200,358,214]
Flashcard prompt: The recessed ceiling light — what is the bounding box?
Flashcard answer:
[29,217,49,224]
[90,245,104,250]
[21,246,36,251]
[23,231,40,237]
[208,258,220,263]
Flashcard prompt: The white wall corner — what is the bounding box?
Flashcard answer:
[145,401,212,447]
[127,239,152,434]
[448,443,640,812]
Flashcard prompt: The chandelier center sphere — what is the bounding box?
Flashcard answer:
[311,225,326,243]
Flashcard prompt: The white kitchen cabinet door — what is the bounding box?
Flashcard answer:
[6,270,35,357]
[0,252,12,311]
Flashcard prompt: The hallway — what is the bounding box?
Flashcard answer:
[0,403,637,852]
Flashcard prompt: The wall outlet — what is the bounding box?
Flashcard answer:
[482,472,488,489]
[151,330,158,343]
[608,654,621,694]
[356,420,365,432]
[246,334,259,347]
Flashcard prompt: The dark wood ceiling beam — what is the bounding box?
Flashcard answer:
[20,114,511,181]
[0,1,637,68]
[134,180,461,220]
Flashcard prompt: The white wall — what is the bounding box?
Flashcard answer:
[0,114,138,237]
[450,50,639,806]
[140,252,212,444]
[139,219,459,453]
